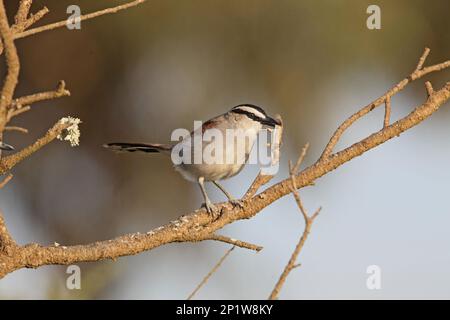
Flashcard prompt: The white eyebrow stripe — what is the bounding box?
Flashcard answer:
[235,106,266,119]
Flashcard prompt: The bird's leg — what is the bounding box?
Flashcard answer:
[212,181,244,208]
[198,177,218,218]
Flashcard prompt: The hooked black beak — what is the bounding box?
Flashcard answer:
[0,142,14,151]
[261,116,282,127]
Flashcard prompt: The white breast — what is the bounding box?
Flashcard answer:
[172,115,261,182]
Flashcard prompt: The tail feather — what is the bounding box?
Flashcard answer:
[103,142,172,154]
[0,142,14,151]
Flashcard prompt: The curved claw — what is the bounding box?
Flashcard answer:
[229,199,244,208]
[201,201,220,219]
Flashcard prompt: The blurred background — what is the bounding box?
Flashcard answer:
[0,0,450,299]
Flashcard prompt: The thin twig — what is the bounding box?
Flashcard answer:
[319,47,450,160]
[187,246,235,300]
[7,105,30,121]
[425,81,434,97]
[1,0,48,54]
[291,143,310,175]
[416,47,430,71]
[0,120,69,174]
[14,0,147,40]
[207,234,262,252]
[4,126,28,134]
[14,0,33,26]
[268,206,321,300]
[10,80,70,109]
[0,173,12,189]
[383,96,391,128]
[12,6,49,33]
[269,146,321,300]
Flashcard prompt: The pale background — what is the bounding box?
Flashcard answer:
[0,0,450,299]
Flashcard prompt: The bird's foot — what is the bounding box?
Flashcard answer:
[229,199,244,208]
[201,201,220,220]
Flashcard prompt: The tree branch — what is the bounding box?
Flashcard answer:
[0,77,449,278]
[0,2,449,285]
[9,80,70,110]
[12,6,49,33]
[269,145,321,300]
[243,170,274,200]
[0,210,17,255]
[383,95,391,128]
[0,0,147,55]
[425,81,434,97]
[0,0,20,126]
[319,47,450,161]
[14,0,33,26]
[0,173,12,189]
[14,0,147,40]
[416,47,430,71]
[4,126,28,134]
[0,120,69,174]
[268,206,320,300]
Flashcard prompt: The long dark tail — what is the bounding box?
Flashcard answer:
[103,142,172,154]
[0,142,14,151]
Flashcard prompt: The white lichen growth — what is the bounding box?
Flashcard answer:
[57,116,82,147]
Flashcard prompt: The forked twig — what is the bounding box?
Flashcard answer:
[15,0,147,40]
[320,47,450,160]
[269,144,321,300]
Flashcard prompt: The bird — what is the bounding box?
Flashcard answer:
[0,142,14,151]
[104,104,281,217]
